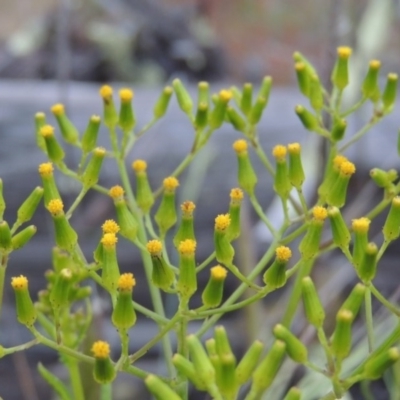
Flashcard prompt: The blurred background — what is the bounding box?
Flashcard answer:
[1,1,400,399]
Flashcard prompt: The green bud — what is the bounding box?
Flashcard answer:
[0,179,4,220]
[299,207,328,260]
[145,375,182,400]
[47,200,78,251]
[288,143,305,189]
[132,160,154,213]
[195,102,208,130]
[309,74,324,112]
[326,160,356,208]
[250,340,286,397]
[101,234,120,293]
[232,140,258,195]
[99,85,118,128]
[0,220,12,251]
[214,215,235,265]
[383,196,400,241]
[81,115,101,154]
[358,242,378,283]
[81,147,106,189]
[240,83,253,116]
[318,154,346,201]
[51,104,79,145]
[235,340,264,385]
[155,177,179,236]
[172,354,206,391]
[38,163,61,205]
[226,189,243,241]
[331,46,352,90]
[263,246,292,289]
[363,347,400,380]
[202,266,227,309]
[295,105,319,131]
[352,217,371,269]
[273,324,308,364]
[147,240,175,291]
[248,96,267,125]
[50,268,73,309]
[40,125,65,164]
[272,146,291,199]
[226,106,246,133]
[197,81,210,106]
[173,201,196,247]
[118,89,136,133]
[11,275,37,326]
[362,60,381,101]
[34,112,47,153]
[112,273,137,330]
[153,86,173,119]
[331,309,353,360]
[294,62,310,97]
[52,247,74,273]
[331,118,347,142]
[177,240,197,300]
[301,277,325,328]
[257,76,272,104]
[11,225,37,250]
[114,199,138,242]
[382,73,398,113]
[339,283,366,320]
[173,78,193,116]
[293,51,318,77]
[91,341,116,384]
[328,207,351,250]
[370,168,391,188]
[16,186,43,225]
[187,334,216,389]
[283,387,302,400]
[209,90,232,129]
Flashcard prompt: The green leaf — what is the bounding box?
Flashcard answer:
[38,363,71,400]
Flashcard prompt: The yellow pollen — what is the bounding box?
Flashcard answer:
[369,60,381,69]
[40,125,55,138]
[333,155,348,169]
[313,206,328,221]
[38,162,54,177]
[215,214,231,231]
[147,240,162,255]
[118,273,136,291]
[210,265,227,280]
[91,115,101,123]
[102,220,120,234]
[230,188,244,201]
[388,73,398,81]
[99,85,113,99]
[352,217,371,233]
[163,177,179,191]
[219,89,232,102]
[91,341,110,359]
[132,160,147,173]
[178,239,197,255]
[94,147,106,157]
[337,46,352,59]
[340,161,356,176]
[181,201,196,215]
[288,143,301,155]
[119,88,134,102]
[101,233,118,248]
[294,62,305,71]
[273,145,287,160]
[232,139,248,153]
[47,199,64,215]
[109,185,124,199]
[11,275,28,290]
[275,246,292,262]
[51,103,65,116]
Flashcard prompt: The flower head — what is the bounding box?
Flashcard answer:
[210,265,227,280]
[99,85,113,100]
[51,103,65,115]
[178,239,196,255]
[102,220,120,234]
[132,160,147,173]
[119,88,133,102]
[91,341,110,359]
[232,139,248,154]
[230,188,244,201]
[215,214,231,231]
[288,143,301,155]
[272,145,287,160]
[352,217,371,233]
[313,206,328,221]
[337,46,352,59]
[101,233,118,248]
[109,185,124,199]
[38,162,54,177]
[11,275,28,290]
[40,125,55,138]
[117,273,136,291]
[147,240,162,256]
[340,161,356,176]
[163,177,179,191]
[47,199,64,215]
[275,246,292,262]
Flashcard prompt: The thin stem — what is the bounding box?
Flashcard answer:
[252,138,275,175]
[377,239,390,261]
[370,284,400,316]
[66,188,88,219]
[66,358,85,400]
[195,252,215,273]
[249,194,276,236]
[365,285,375,352]
[2,339,39,355]
[0,254,7,320]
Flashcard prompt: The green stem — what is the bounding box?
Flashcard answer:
[252,138,275,175]
[0,256,7,320]
[3,339,39,355]
[365,285,375,352]
[370,284,400,317]
[317,327,335,375]
[280,224,308,245]
[66,357,85,400]
[176,301,189,399]
[281,258,315,327]
[249,194,276,236]
[66,188,88,219]
[195,251,215,273]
